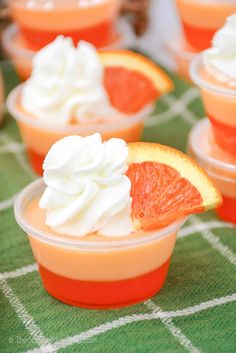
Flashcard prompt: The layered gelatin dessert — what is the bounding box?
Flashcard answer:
[175,0,236,50]
[2,23,124,81]
[9,0,120,50]
[189,119,236,224]
[14,134,221,308]
[7,36,173,175]
[190,14,236,158]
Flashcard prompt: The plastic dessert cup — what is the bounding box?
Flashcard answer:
[2,24,124,81]
[9,0,120,50]
[7,85,154,175]
[188,118,236,224]
[175,0,236,50]
[190,54,236,158]
[167,37,199,82]
[14,178,186,309]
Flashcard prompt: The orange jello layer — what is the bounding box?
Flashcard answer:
[19,21,115,50]
[39,259,171,308]
[209,115,236,156]
[10,0,118,31]
[176,0,236,29]
[25,196,177,281]
[191,125,236,198]
[216,195,236,224]
[182,23,216,50]
[176,0,236,49]
[200,68,236,127]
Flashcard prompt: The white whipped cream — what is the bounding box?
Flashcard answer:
[203,14,236,87]
[21,36,120,124]
[39,134,134,237]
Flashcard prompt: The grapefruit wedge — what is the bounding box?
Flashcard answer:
[99,50,173,114]
[127,142,222,231]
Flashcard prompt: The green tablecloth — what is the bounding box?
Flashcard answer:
[0,61,236,353]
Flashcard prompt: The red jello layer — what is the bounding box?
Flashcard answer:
[209,115,236,156]
[216,194,236,224]
[39,258,171,309]
[182,21,216,50]
[27,149,44,176]
[19,21,114,50]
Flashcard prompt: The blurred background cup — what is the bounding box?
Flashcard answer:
[8,0,121,50]
[175,0,236,50]
[188,118,236,224]
[2,23,126,81]
[7,84,154,175]
[166,36,198,82]
[190,54,236,158]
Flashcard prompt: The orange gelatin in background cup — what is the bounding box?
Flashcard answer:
[6,49,173,175]
[9,0,120,50]
[14,179,185,308]
[190,55,236,158]
[2,24,124,81]
[7,85,153,175]
[175,0,236,50]
[188,118,236,224]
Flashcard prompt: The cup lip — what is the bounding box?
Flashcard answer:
[14,178,187,250]
[188,118,236,179]
[2,24,34,59]
[166,37,198,62]
[2,23,126,60]
[190,53,236,97]
[6,84,154,133]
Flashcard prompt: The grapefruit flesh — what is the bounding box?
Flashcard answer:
[104,67,159,114]
[127,142,222,231]
[99,50,174,114]
[127,162,203,230]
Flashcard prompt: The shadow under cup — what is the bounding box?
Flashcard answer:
[14,179,186,309]
[190,54,236,158]
[7,85,153,176]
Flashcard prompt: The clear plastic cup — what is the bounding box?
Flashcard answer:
[190,54,236,158]
[167,37,199,82]
[2,24,125,81]
[188,118,236,224]
[14,178,186,309]
[7,84,154,175]
[9,0,121,50]
[175,0,236,50]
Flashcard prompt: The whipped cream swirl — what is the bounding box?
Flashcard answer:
[203,14,236,87]
[39,134,134,237]
[21,36,120,124]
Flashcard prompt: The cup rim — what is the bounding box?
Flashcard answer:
[190,53,236,97]
[2,23,33,59]
[166,37,198,62]
[6,84,154,133]
[14,178,187,250]
[188,118,236,179]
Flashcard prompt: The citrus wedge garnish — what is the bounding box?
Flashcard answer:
[126,142,222,231]
[99,50,174,114]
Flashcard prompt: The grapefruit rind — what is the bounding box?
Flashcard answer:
[99,50,174,94]
[128,142,222,218]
